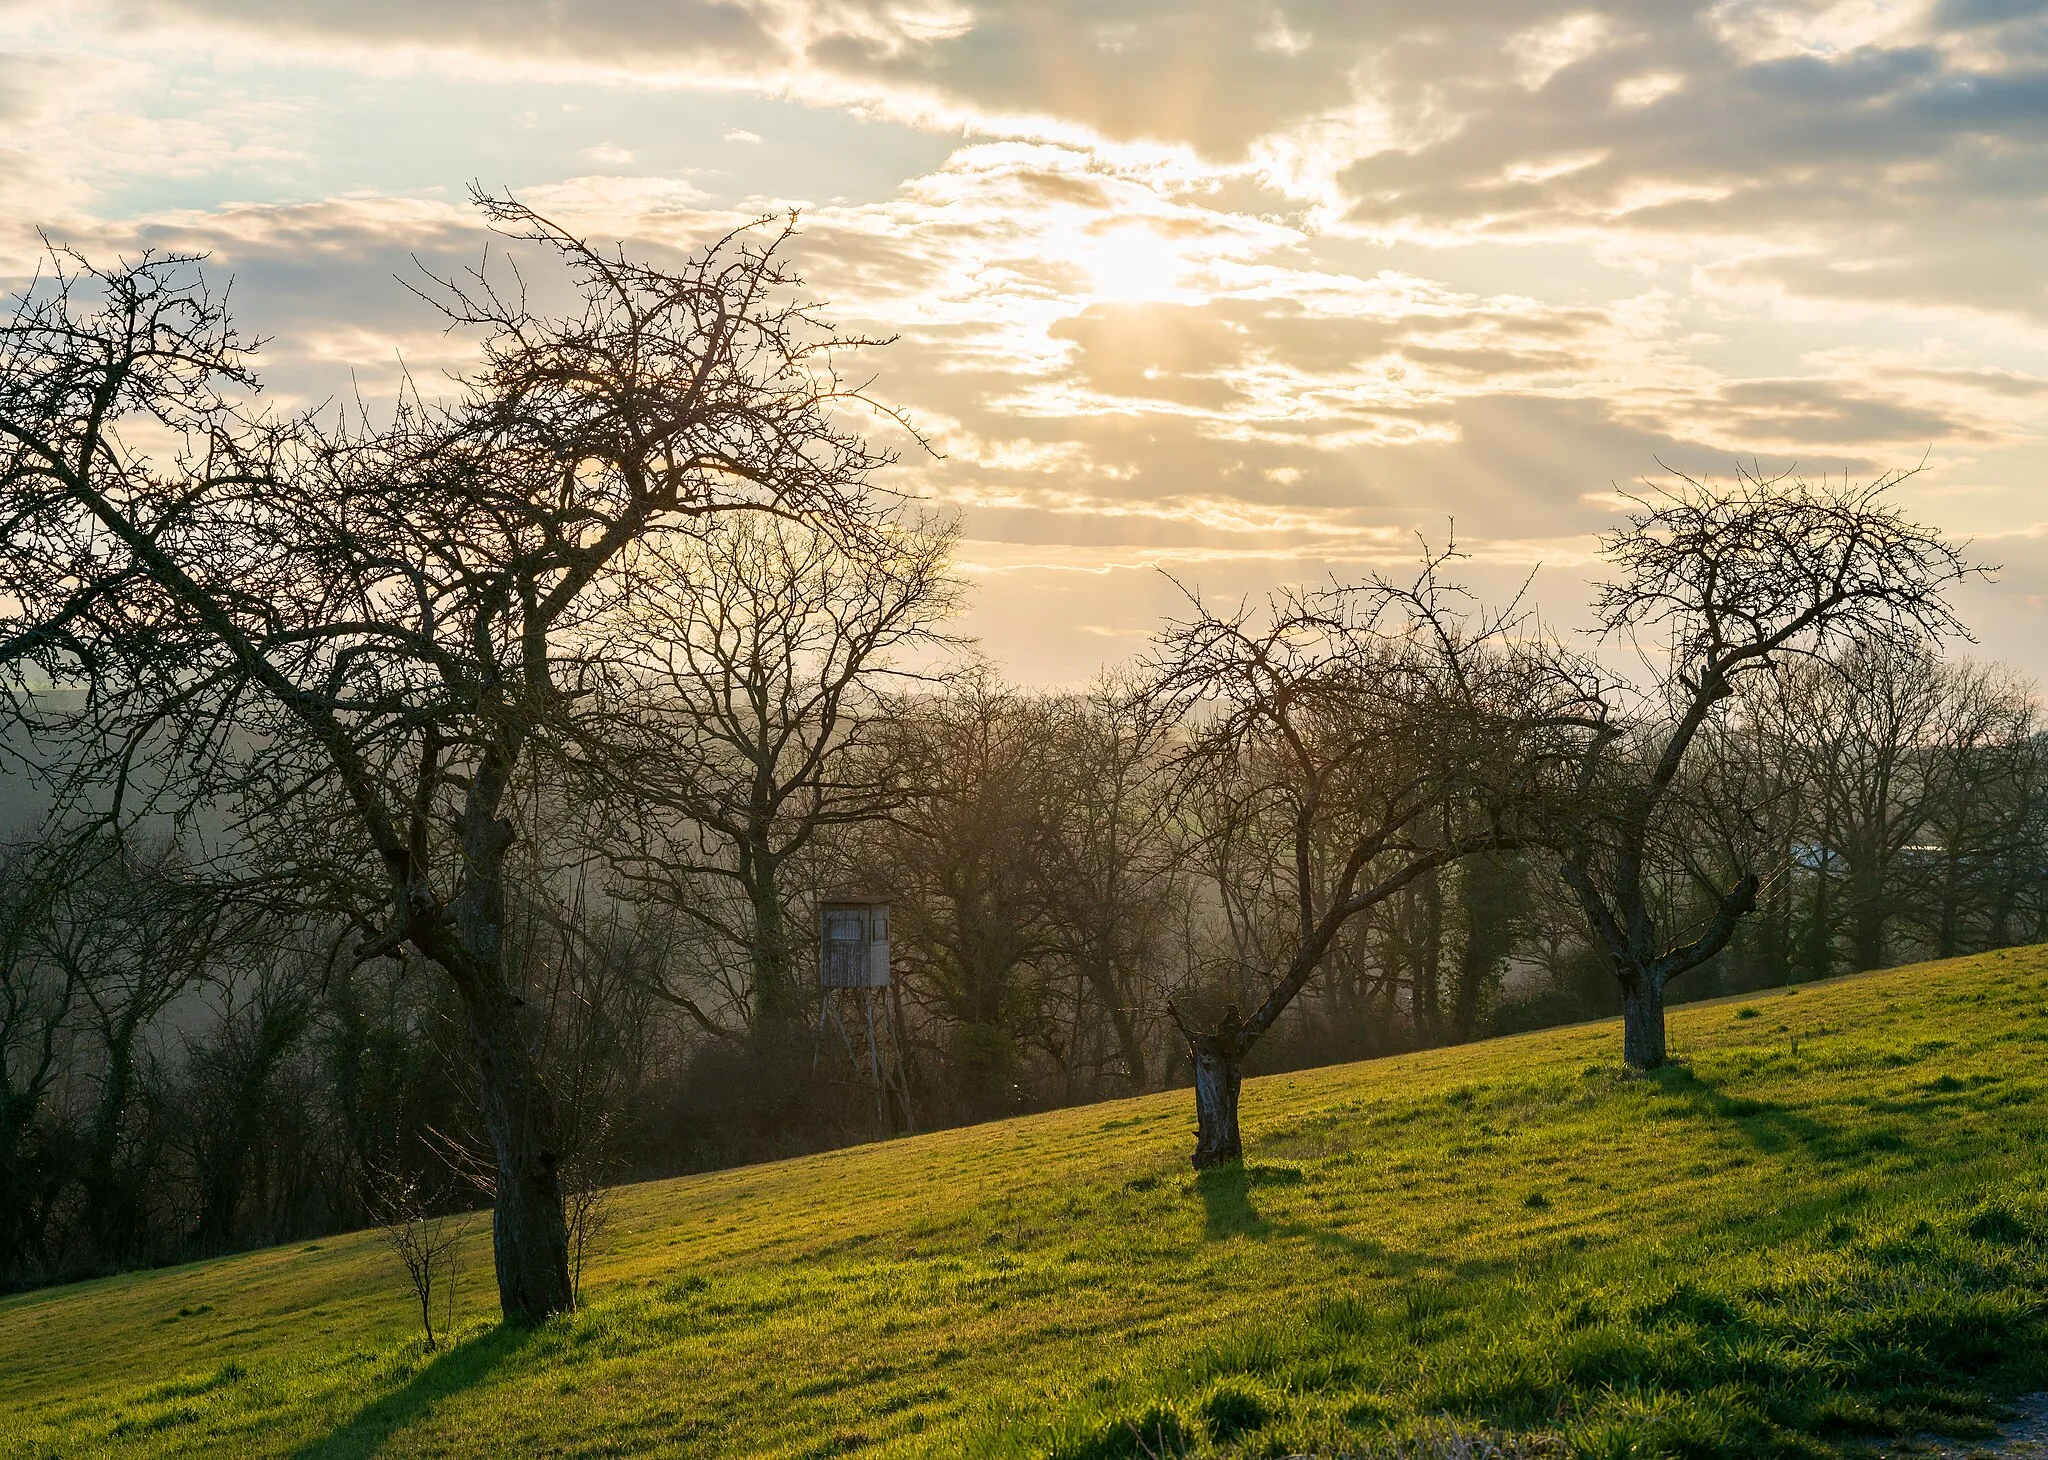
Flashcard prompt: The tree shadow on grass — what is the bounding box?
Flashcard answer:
[1648,1064,1851,1159]
[1194,1163,1383,1259]
[292,1323,536,1460]
[1197,1163,1271,1239]
[1646,1056,1916,1171]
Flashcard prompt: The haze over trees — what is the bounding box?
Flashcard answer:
[0,196,905,1319]
[0,207,2035,1292]
[592,509,958,1040]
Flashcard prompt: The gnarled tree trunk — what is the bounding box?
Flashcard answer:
[1172,1002,1248,1169]
[1187,1032,1244,1168]
[439,768,573,1326]
[1620,973,1668,1070]
[84,1019,142,1261]
[1563,850,1757,1074]
[465,987,573,1324]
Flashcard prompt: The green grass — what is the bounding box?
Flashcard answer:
[9,948,2048,1458]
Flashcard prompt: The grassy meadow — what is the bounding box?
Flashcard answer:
[8,947,2048,1458]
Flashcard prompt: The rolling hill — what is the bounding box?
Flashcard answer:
[8,948,2048,1458]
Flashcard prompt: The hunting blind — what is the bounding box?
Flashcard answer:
[815,898,913,1134]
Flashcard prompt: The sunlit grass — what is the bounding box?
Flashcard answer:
[7,948,2048,1457]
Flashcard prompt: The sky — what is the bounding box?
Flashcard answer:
[3,0,2045,684]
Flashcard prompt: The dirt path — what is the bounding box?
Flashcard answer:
[1887,1397,2048,1458]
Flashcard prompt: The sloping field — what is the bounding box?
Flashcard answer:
[8,949,2048,1459]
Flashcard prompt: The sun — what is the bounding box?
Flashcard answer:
[1070,222,1197,303]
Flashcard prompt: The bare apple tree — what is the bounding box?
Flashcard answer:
[1147,556,1588,1168]
[0,194,902,1321]
[1563,467,1975,1070]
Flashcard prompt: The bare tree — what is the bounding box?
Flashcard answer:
[1778,642,1947,973]
[595,509,959,1038]
[32,837,248,1262]
[0,836,80,1285]
[856,673,1067,1122]
[1029,680,1184,1097]
[0,195,900,1320]
[501,867,637,1309]
[1911,659,2043,958]
[1562,467,1975,1069]
[560,1113,615,1309]
[363,1158,472,1351]
[1148,556,1586,1167]
[181,951,318,1255]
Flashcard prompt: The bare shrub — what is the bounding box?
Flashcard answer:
[363,1160,472,1350]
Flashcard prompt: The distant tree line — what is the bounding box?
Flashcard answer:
[0,198,2032,1305]
[2,612,2037,1289]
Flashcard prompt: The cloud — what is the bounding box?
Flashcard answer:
[116,0,785,76]
[7,0,2047,681]
[64,133,2019,575]
[1317,3,2048,320]
[56,0,2039,333]
[46,197,492,405]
